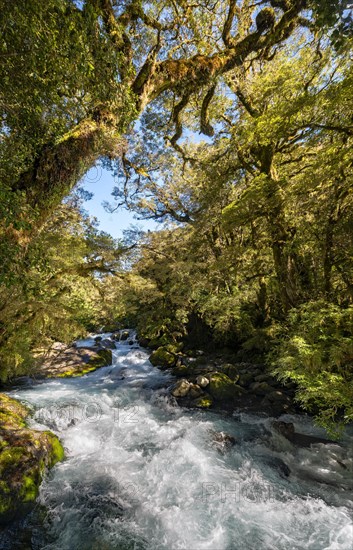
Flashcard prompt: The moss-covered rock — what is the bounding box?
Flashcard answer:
[220,364,240,382]
[207,373,246,402]
[0,393,64,524]
[194,395,213,408]
[149,347,177,369]
[172,364,190,377]
[35,347,112,379]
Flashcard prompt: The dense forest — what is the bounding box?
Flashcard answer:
[1,0,353,436]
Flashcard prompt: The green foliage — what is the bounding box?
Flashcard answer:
[271,302,353,435]
[0,200,123,381]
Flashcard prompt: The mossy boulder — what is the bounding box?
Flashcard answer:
[35,347,112,379]
[219,364,240,382]
[194,395,213,408]
[148,335,173,349]
[172,364,190,377]
[207,373,246,403]
[0,394,64,523]
[149,347,177,369]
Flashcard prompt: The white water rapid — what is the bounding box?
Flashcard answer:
[2,334,353,550]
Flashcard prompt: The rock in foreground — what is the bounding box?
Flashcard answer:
[0,393,64,524]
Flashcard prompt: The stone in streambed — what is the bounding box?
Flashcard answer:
[211,431,236,454]
[219,364,240,382]
[238,372,254,387]
[194,395,213,408]
[196,375,209,388]
[149,347,177,369]
[188,384,203,398]
[170,379,190,397]
[207,372,246,402]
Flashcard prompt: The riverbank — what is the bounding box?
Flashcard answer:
[0,393,64,524]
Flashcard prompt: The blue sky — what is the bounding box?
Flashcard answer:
[80,166,158,238]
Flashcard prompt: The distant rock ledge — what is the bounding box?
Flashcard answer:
[34,345,113,379]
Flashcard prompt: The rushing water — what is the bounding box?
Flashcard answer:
[2,334,353,550]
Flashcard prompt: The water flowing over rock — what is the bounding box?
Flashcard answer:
[1,335,352,549]
[0,394,64,524]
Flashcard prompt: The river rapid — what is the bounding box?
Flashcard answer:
[1,333,353,550]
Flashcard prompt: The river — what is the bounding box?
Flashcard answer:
[1,334,352,550]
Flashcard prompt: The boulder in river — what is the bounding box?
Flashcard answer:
[207,372,246,402]
[0,393,64,524]
[35,347,113,379]
[188,383,204,398]
[170,379,191,397]
[210,430,236,454]
[194,395,213,408]
[271,421,337,447]
[149,347,177,369]
[196,375,209,388]
[99,338,116,350]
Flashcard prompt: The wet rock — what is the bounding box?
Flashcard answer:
[208,373,246,402]
[220,364,240,382]
[272,421,295,440]
[128,340,134,346]
[170,379,190,397]
[271,421,336,448]
[188,384,203,398]
[196,375,209,388]
[262,390,293,415]
[100,338,116,350]
[172,364,190,377]
[120,330,130,341]
[211,431,236,454]
[194,395,213,408]
[0,394,64,524]
[138,337,150,348]
[149,347,177,369]
[261,456,291,478]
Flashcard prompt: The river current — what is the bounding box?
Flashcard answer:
[1,333,352,550]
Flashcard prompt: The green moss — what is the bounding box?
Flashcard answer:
[20,474,39,502]
[55,349,112,378]
[44,431,65,466]
[0,394,65,521]
[208,373,246,402]
[149,347,177,368]
[0,481,11,515]
[0,410,27,429]
[194,395,213,408]
[0,447,27,475]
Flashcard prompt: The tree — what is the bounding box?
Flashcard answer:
[1,0,310,240]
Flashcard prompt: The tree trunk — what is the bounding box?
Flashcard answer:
[12,118,124,230]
